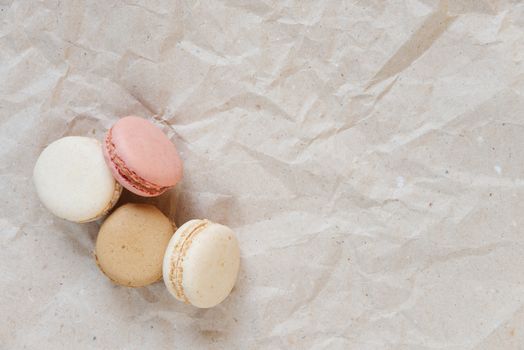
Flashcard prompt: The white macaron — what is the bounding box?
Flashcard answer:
[33,136,122,223]
[163,219,240,308]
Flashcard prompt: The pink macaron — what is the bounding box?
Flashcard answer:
[103,116,183,197]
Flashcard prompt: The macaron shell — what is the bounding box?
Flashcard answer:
[109,116,183,187]
[33,136,120,222]
[181,223,240,308]
[83,180,123,223]
[102,143,161,197]
[162,219,205,301]
[95,203,174,287]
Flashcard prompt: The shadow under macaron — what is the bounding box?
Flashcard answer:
[108,186,180,224]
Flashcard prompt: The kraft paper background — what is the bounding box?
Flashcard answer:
[1,0,524,349]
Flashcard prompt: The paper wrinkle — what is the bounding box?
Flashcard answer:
[368,4,457,89]
[1,0,524,348]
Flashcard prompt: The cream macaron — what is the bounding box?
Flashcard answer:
[33,136,121,223]
[163,220,240,308]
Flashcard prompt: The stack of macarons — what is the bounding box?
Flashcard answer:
[33,116,240,308]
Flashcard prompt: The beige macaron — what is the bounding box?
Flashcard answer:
[163,220,240,308]
[95,203,174,287]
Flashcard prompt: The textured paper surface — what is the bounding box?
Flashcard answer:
[1,0,524,349]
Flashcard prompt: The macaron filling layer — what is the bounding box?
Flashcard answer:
[105,128,168,196]
[168,220,210,303]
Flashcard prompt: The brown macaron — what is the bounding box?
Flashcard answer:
[95,203,174,287]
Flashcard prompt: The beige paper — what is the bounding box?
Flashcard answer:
[1,0,524,348]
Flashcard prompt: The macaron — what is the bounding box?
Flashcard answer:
[95,203,175,287]
[33,136,122,223]
[103,116,183,197]
[163,220,240,308]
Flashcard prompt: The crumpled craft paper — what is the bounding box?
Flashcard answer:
[1,0,524,349]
